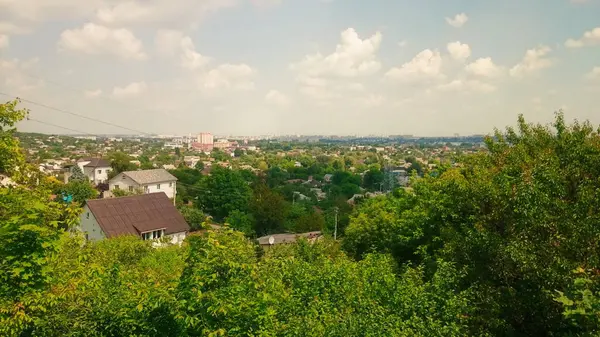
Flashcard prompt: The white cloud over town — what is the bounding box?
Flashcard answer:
[0,0,598,136]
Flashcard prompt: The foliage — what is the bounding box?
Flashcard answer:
[555,269,600,333]
[344,113,600,335]
[249,182,289,236]
[68,165,87,183]
[0,100,27,175]
[108,151,137,174]
[194,166,252,222]
[55,180,98,205]
[178,206,207,231]
[224,210,256,237]
[112,187,143,197]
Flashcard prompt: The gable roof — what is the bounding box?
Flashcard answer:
[79,158,111,168]
[118,169,177,184]
[86,192,189,238]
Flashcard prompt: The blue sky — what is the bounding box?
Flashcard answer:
[1,0,599,136]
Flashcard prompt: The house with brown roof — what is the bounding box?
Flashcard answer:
[109,169,177,201]
[79,192,190,245]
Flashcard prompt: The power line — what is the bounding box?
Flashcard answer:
[16,70,196,132]
[27,117,98,137]
[0,92,151,136]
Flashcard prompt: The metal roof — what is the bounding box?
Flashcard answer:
[120,169,177,184]
[86,192,189,238]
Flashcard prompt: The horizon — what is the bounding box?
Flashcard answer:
[1,0,599,136]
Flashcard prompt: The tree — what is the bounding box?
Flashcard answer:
[234,148,244,157]
[0,100,27,175]
[249,183,289,236]
[56,180,98,205]
[363,167,384,191]
[224,210,255,237]
[194,160,204,171]
[108,152,137,174]
[112,187,142,197]
[68,165,87,182]
[178,206,207,231]
[257,161,268,171]
[343,113,600,335]
[194,166,251,221]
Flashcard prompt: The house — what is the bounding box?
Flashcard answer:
[257,231,322,248]
[79,192,190,245]
[109,169,177,200]
[323,174,334,183]
[77,158,112,184]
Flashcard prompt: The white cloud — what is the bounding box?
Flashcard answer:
[112,81,147,98]
[265,90,289,106]
[565,27,600,48]
[0,58,43,92]
[199,63,256,90]
[58,23,146,60]
[398,40,407,48]
[465,57,504,78]
[0,34,8,48]
[385,49,443,83]
[509,46,553,77]
[437,79,496,93]
[155,30,211,69]
[586,66,600,79]
[447,41,471,61]
[0,21,29,35]
[446,13,468,28]
[84,89,103,98]
[0,0,103,23]
[290,28,382,78]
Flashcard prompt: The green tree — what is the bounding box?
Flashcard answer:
[194,166,251,221]
[194,160,204,171]
[56,180,98,205]
[178,206,207,231]
[68,165,87,182]
[224,210,255,237]
[108,152,137,174]
[0,100,27,175]
[249,183,289,236]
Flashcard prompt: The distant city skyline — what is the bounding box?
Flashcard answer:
[2,0,600,136]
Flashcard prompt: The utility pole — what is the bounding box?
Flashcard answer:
[334,207,339,240]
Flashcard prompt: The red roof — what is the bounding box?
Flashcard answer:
[86,192,189,238]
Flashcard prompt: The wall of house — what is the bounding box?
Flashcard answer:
[166,231,186,245]
[144,180,176,199]
[93,166,111,184]
[79,205,107,241]
[109,174,141,192]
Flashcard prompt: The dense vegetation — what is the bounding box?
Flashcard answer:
[2,99,600,336]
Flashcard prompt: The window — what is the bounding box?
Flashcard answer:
[86,212,89,219]
[141,229,164,240]
[144,186,149,193]
[98,169,102,174]
[169,182,172,187]
[114,185,120,190]
[85,234,89,240]
[157,184,161,189]
[129,186,134,192]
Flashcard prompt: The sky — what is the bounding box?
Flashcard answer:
[1,0,600,136]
